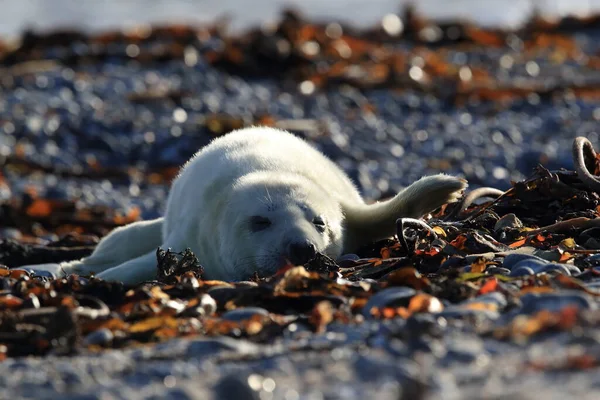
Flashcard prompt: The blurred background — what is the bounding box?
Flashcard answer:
[1,0,600,35]
[2,0,600,242]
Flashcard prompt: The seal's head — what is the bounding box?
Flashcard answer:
[213,171,344,280]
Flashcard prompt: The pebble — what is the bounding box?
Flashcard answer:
[463,292,508,309]
[181,293,217,317]
[205,286,239,304]
[485,266,511,275]
[214,373,260,400]
[493,213,523,232]
[362,287,416,318]
[83,328,114,346]
[443,338,489,365]
[15,264,61,279]
[0,228,22,241]
[513,259,573,276]
[505,253,581,276]
[337,254,360,262]
[404,313,448,338]
[509,266,535,277]
[221,307,270,322]
[199,294,217,316]
[502,253,550,269]
[518,291,596,314]
[440,292,507,320]
[336,253,361,268]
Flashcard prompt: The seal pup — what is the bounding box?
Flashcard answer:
[27,127,467,284]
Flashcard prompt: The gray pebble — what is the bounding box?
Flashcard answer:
[503,253,549,269]
[494,213,523,232]
[509,266,535,277]
[519,291,596,314]
[83,328,114,346]
[362,287,416,318]
[221,307,270,322]
[337,253,361,262]
[486,266,511,275]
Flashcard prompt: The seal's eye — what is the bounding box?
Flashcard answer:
[250,216,271,232]
[312,216,326,232]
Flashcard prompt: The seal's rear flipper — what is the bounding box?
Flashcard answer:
[95,250,159,284]
[16,218,165,279]
[95,227,188,284]
[342,174,467,251]
[68,217,165,276]
[86,217,164,265]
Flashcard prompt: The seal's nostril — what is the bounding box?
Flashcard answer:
[287,241,317,265]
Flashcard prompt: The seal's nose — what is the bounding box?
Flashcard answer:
[287,240,317,265]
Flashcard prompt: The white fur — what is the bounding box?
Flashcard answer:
[23,127,467,284]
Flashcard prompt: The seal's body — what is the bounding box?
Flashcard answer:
[29,127,466,284]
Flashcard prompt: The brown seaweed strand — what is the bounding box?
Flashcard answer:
[396,217,439,255]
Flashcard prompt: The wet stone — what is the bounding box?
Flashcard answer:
[494,213,523,232]
[485,266,511,275]
[464,292,508,309]
[440,292,507,320]
[205,286,240,306]
[518,291,596,315]
[213,373,260,400]
[199,294,217,316]
[502,253,551,269]
[362,287,417,318]
[509,266,535,277]
[337,253,361,268]
[83,328,114,346]
[505,256,578,276]
[235,281,259,287]
[442,337,489,366]
[16,267,58,279]
[404,313,448,339]
[221,307,270,322]
[180,293,217,317]
[337,253,360,262]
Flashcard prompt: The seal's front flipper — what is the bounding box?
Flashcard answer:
[390,174,468,218]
